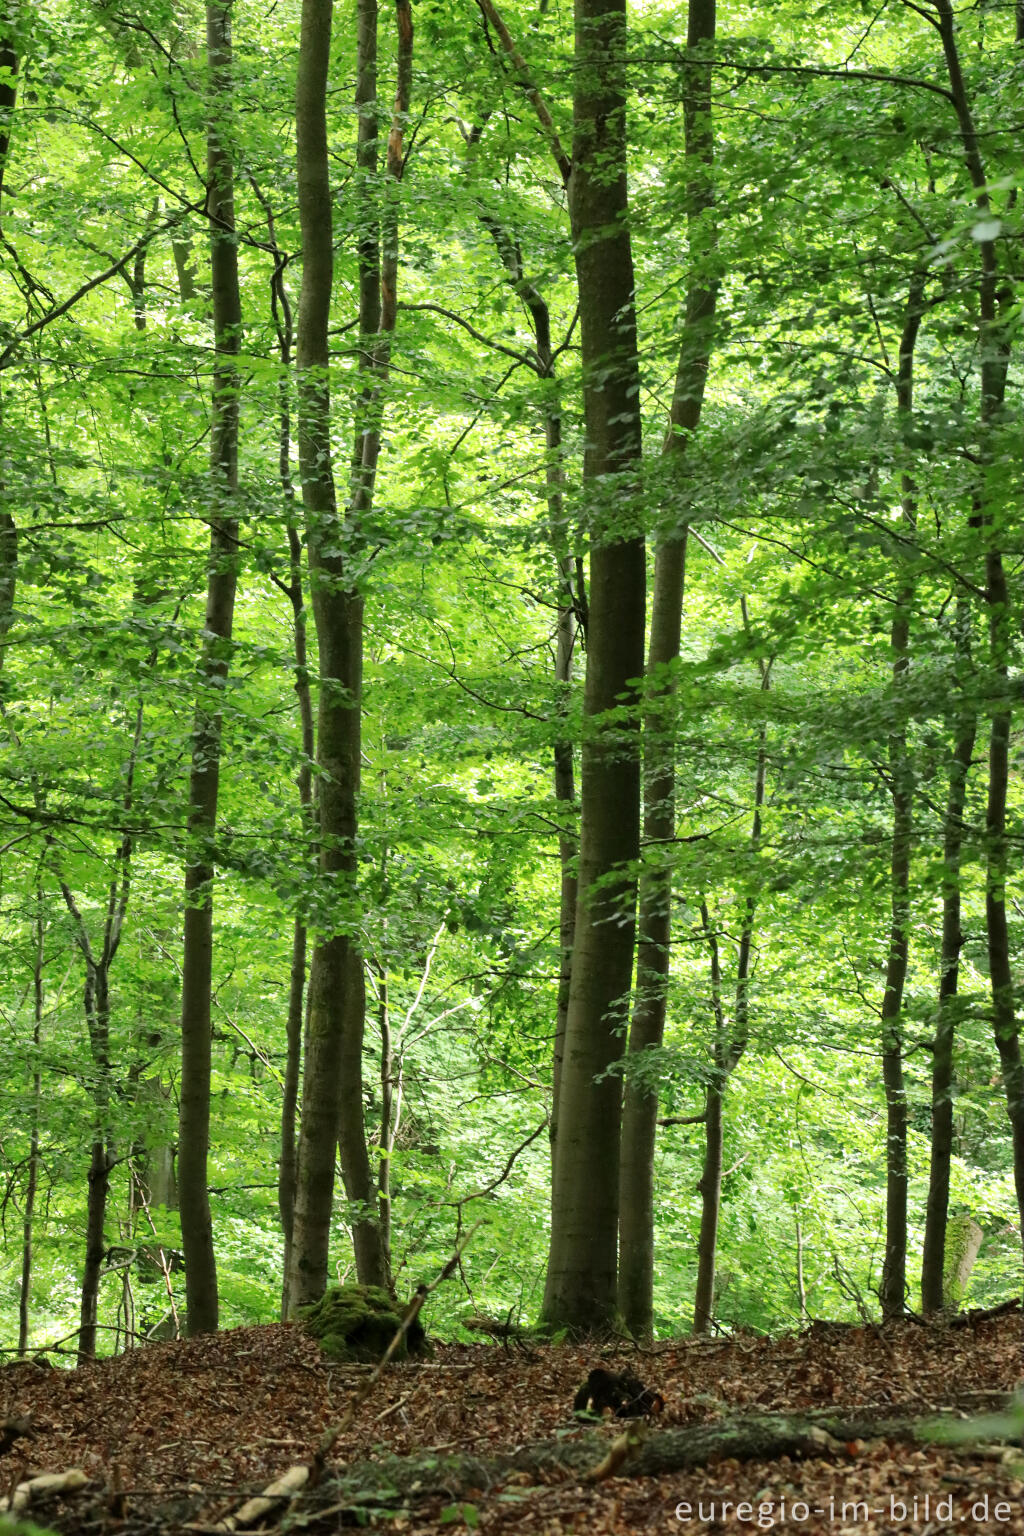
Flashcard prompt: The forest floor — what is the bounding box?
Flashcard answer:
[1,1307,1022,1535]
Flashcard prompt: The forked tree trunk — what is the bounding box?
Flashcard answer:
[288,0,412,1308]
[617,0,717,1338]
[286,0,347,1309]
[540,0,646,1333]
[178,0,243,1335]
[339,0,413,1291]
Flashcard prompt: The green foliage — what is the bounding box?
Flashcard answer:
[0,0,1021,1354]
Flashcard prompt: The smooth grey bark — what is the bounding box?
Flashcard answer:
[933,0,1024,1269]
[539,0,646,1333]
[879,274,924,1321]
[921,613,975,1314]
[617,0,717,1339]
[178,0,243,1336]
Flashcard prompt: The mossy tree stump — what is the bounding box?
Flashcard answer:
[299,1285,429,1362]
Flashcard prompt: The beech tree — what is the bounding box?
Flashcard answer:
[177,0,244,1336]
[1,0,1023,1352]
[617,0,717,1340]
[287,0,412,1309]
[539,0,646,1333]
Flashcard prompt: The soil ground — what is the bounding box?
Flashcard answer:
[1,1309,1022,1533]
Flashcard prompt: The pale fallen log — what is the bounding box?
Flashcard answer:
[0,1467,89,1513]
[202,1464,310,1531]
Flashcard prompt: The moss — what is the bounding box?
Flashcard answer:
[942,1213,984,1309]
[299,1284,430,1363]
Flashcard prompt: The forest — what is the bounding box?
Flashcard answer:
[0,0,1023,1372]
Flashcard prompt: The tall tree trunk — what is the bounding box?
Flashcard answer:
[549,553,578,1181]
[287,0,348,1310]
[373,956,395,1285]
[337,0,412,1292]
[178,0,243,1336]
[53,685,138,1360]
[693,900,725,1335]
[540,0,646,1333]
[79,1132,113,1362]
[288,0,412,1309]
[280,906,307,1317]
[692,707,766,1335]
[55,850,127,1363]
[254,188,315,1321]
[933,0,1024,1267]
[76,961,114,1363]
[18,892,43,1356]
[617,0,717,1339]
[471,198,581,1194]
[921,660,975,1313]
[0,5,17,217]
[879,275,924,1320]
[0,5,18,679]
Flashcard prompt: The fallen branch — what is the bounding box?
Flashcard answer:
[0,1467,89,1514]
[946,1298,1021,1328]
[294,1404,1021,1514]
[585,1421,644,1482]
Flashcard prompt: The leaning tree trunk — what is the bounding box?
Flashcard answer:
[178,0,243,1336]
[540,0,646,1333]
[617,0,717,1339]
